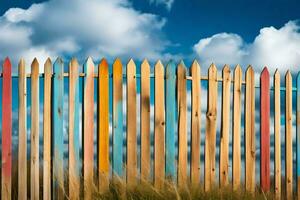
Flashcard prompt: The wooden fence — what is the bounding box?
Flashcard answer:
[0,57,298,199]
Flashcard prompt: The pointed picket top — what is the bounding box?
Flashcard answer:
[222,64,230,74]
[100,58,108,67]
[155,59,163,68]
[18,58,25,75]
[178,60,186,68]
[70,58,78,68]
[19,58,25,67]
[127,58,136,70]
[208,63,217,79]
[99,58,109,77]
[84,57,95,74]
[261,67,269,76]
[155,60,164,73]
[166,60,176,76]
[285,70,292,79]
[114,58,122,67]
[178,60,186,77]
[44,58,52,76]
[141,59,150,70]
[53,57,63,74]
[31,58,39,73]
[3,57,11,68]
[191,60,200,69]
[246,65,254,75]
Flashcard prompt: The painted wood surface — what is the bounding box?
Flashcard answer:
[274,70,281,200]
[177,61,187,187]
[140,59,151,181]
[260,67,270,192]
[43,58,52,200]
[220,65,231,188]
[98,58,110,191]
[165,60,176,180]
[297,72,300,200]
[190,60,201,185]
[113,58,123,178]
[204,64,218,191]
[52,58,64,199]
[126,59,137,186]
[245,66,255,193]
[2,57,12,200]
[232,65,242,190]
[18,59,27,200]
[285,71,293,200]
[69,58,80,199]
[154,60,165,189]
[31,58,39,200]
[83,57,95,199]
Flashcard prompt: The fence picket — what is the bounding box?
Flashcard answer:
[69,58,80,199]
[205,64,218,191]
[220,65,231,187]
[98,58,110,191]
[166,61,176,181]
[297,72,300,200]
[285,71,293,200]
[113,58,123,178]
[190,60,201,185]
[53,58,64,199]
[2,58,12,200]
[232,65,242,190]
[83,57,95,199]
[274,70,281,199]
[154,60,165,189]
[31,58,39,200]
[141,59,151,181]
[260,67,270,192]
[178,61,187,187]
[18,59,27,200]
[245,66,255,193]
[43,59,52,200]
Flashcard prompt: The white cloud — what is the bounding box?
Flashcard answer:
[0,0,170,71]
[148,0,174,11]
[193,21,300,73]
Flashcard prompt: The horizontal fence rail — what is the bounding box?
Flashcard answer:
[0,57,299,199]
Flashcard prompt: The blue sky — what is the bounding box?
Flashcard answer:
[0,0,300,73]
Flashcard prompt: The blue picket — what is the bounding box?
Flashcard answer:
[165,61,176,180]
[297,72,300,181]
[52,57,64,198]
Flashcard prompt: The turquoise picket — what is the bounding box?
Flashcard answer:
[52,58,64,198]
[165,60,176,180]
[297,72,300,181]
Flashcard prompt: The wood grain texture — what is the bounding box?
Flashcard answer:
[18,59,27,200]
[285,71,293,200]
[245,66,255,193]
[297,72,300,200]
[205,64,218,191]
[260,67,270,192]
[126,59,137,186]
[165,61,176,181]
[69,58,80,199]
[113,58,123,178]
[52,58,64,200]
[83,57,95,199]
[190,60,201,185]
[232,65,242,190]
[274,70,281,200]
[177,61,187,188]
[154,60,165,189]
[43,58,52,200]
[2,57,12,200]
[141,59,151,181]
[98,58,110,191]
[31,58,39,200]
[219,65,231,188]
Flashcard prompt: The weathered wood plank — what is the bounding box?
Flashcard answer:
[260,67,270,192]
[43,58,52,200]
[154,60,165,189]
[245,66,255,193]
[31,58,39,200]
[126,59,137,186]
[190,60,201,185]
[18,58,27,200]
[69,58,80,199]
[2,57,12,200]
[285,71,293,200]
[83,57,95,199]
[274,70,281,200]
[232,65,242,190]
[220,65,231,188]
[205,64,218,191]
[177,61,187,187]
[165,61,176,181]
[141,59,151,181]
[113,58,123,178]
[98,58,110,191]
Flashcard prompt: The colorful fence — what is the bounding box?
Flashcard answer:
[0,57,298,199]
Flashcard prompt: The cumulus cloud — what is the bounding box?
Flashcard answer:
[148,0,174,11]
[193,21,300,72]
[0,0,171,71]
